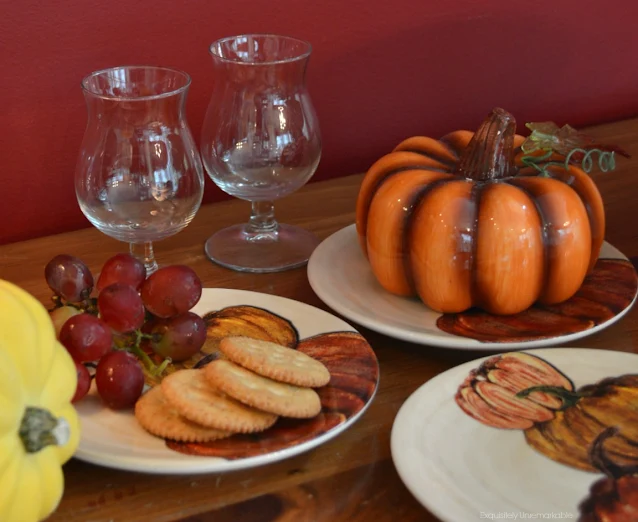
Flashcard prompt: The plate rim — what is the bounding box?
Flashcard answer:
[389,347,638,521]
[74,287,380,475]
[307,224,637,351]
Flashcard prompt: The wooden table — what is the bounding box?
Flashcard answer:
[2,118,637,522]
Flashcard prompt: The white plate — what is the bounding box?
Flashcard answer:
[307,224,637,350]
[74,288,379,474]
[390,347,638,521]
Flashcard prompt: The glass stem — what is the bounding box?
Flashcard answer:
[245,201,279,240]
[130,241,159,275]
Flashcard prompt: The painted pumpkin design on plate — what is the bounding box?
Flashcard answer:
[146,305,379,459]
[579,428,638,521]
[436,258,638,343]
[456,352,638,517]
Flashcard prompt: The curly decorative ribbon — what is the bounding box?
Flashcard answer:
[521,147,616,180]
[521,144,616,183]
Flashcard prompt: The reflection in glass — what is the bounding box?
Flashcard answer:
[200,34,322,273]
[76,65,205,273]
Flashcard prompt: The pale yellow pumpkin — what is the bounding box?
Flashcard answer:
[0,280,80,522]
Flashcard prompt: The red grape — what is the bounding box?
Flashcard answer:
[45,254,94,302]
[97,283,145,332]
[72,360,91,403]
[59,313,113,362]
[50,305,82,339]
[150,312,207,362]
[95,351,144,409]
[141,265,202,318]
[96,254,146,292]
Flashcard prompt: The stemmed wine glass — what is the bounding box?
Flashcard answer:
[200,34,322,273]
[75,65,205,274]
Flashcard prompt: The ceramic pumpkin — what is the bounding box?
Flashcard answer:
[355,108,605,315]
[0,279,80,522]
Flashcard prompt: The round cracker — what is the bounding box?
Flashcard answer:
[161,369,278,433]
[219,336,330,387]
[134,386,232,442]
[205,359,322,419]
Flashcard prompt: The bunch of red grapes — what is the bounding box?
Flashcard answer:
[46,253,206,410]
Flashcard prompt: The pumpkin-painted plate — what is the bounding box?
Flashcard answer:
[307,225,637,350]
[74,288,379,474]
[390,347,638,521]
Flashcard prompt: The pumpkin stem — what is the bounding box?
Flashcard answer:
[515,385,583,409]
[455,108,517,181]
[19,406,70,453]
[590,427,638,479]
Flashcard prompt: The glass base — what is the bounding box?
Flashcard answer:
[204,223,320,273]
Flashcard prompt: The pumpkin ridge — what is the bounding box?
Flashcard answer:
[393,135,460,167]
[384,165,452,176]
[468,182,483,309]
[409,180,477,311]
[474,183,547,314]
[356,151,455,256]
[535,412,596,471]
[562,402,602,448]
[508,176,592,305]
[398,151,456,168]
[544,164,605,274]
[505,179,550,301]
[566,405,638,464]
[440,130,475,157]
[208,305,300,346]
[367,170,453,296]
[402,179,451,293]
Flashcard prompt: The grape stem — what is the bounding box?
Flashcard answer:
[48,295,99,315]
[82,297,99,315]
[154,358,172,376]
[139,332,161,343]
[49,295,63,312]
[129,330,171,377]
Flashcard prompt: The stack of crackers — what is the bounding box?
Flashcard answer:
[135,336,331,442]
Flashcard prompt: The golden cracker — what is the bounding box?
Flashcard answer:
[205,359,322,419]
[161,369,278,433]
[134,386,232,442]
[219,336,330,388]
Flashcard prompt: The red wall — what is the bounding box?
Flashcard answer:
[2,0,638,245]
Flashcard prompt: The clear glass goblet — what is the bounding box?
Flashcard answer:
[75,65,205,274]
[200,34,322,273]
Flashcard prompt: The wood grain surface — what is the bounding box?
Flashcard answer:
[1,118,637,522]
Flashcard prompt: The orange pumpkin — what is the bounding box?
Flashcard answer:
[355,108,605,315]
